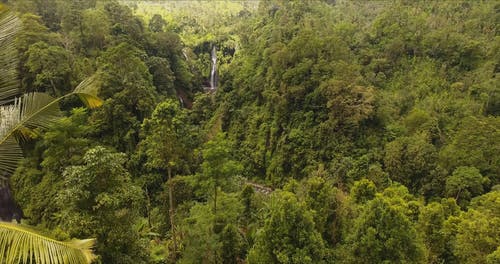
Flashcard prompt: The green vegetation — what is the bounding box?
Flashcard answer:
[0,4,99,262]
[1,0,499,263]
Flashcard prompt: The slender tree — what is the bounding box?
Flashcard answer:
[200,133,243,215]
[140,99,189,261]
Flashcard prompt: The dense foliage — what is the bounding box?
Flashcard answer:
[2,0,498,263]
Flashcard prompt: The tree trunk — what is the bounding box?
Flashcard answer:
[167,166,177,261]
[455,188,462,202]
[213,184,218,264]
[214,185,217,215]
[49,79,57,96]
[145,186,151,229]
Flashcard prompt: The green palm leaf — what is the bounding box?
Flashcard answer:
[0,4,21,101]
[0,80,103,175]
[0,138,21,180]
[73,75,103,109]
[0,222,96,264]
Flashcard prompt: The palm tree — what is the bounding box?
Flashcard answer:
[0,5,101,263]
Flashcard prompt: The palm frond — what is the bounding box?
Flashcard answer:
[0,222,96,264]
[19,93,61,131]
[0,138,21,180]
[0,93,61,142]
[0,5,21,101]
[0,93,61,174]
[0,76,103,175]
[73,75,104,109]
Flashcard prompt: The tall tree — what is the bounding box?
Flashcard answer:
[418,198,460,264]
[57,146,146,264]
[384,132,438,194]
[25,41,72,96]
[346,195,426,263]
[247,191,327,264]
[139,99,191,261]
[200,132,243,215]
[445,166,488,207]
[180,193,243,264]
[440,116,500,186]
[89,42,157,153]
[453,191,500,264]
[149,14,166,33]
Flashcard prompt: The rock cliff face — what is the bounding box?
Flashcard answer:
[0,184,22,223]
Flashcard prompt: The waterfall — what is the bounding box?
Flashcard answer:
[209,46,217,91]
[178,95,184,107]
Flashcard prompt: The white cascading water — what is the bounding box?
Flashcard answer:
[209,46,217,91]
[178,96,184,107]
